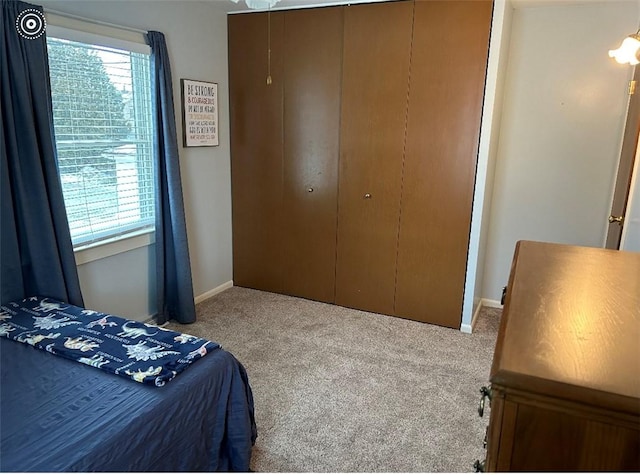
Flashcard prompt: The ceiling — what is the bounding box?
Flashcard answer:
[226,0,392,13]
[224,0,637,13]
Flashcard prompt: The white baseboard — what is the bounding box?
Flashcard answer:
[461,300,482,334]
[461,301,482,334]
[460,322,473,334]
[195,280,233,304]
[141,281,234,323]
[481,298,503,309]
[461,298,503,334]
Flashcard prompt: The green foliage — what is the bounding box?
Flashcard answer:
[47,40,131,177]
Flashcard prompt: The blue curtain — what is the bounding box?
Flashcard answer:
[145,31,196,325]
[1,0,83,307]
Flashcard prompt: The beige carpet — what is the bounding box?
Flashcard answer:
[167,286,501,472]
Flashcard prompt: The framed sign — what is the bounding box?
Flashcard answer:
[181,79,219,147]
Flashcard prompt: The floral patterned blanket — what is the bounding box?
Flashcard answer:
[0,296,219,386]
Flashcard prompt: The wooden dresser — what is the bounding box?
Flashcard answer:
[482,241,640,471]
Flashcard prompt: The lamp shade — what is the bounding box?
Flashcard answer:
[608,34,640,65]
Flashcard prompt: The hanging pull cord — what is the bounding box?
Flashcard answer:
[266,7,272,85]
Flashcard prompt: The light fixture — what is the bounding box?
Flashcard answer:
[230,0,280,9]
[608,30,640,65]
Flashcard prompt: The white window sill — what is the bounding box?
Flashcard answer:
[74,229,155,265]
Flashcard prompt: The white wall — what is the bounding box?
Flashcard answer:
[462,0,513,332]
[620,138,640,251]
[34,0,637,323]
[481,0,639,301]
[39,0,233,319]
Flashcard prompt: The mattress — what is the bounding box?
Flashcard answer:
[0,318,256,471]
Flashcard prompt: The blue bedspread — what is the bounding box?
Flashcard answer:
[0,297,218,386]
[0,303,257,471]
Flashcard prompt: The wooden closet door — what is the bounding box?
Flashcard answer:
[229,12,284,293]
[394,0,493,328]
[335,1,413,315]
[281,7,343,303]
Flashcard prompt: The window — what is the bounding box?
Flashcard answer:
[47,33,154,248]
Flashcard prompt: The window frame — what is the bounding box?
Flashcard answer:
[45,19,156,262]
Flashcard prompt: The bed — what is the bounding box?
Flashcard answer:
[0,297,257,472]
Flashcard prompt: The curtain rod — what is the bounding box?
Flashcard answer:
[43,8,148,35]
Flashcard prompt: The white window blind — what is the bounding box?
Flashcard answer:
[47,35,155,248]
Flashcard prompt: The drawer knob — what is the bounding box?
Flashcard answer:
[364,193,372,199]
[478,386,492,417]
[307,187,314,193]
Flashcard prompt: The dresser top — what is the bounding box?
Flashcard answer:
[491,241,640,415]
